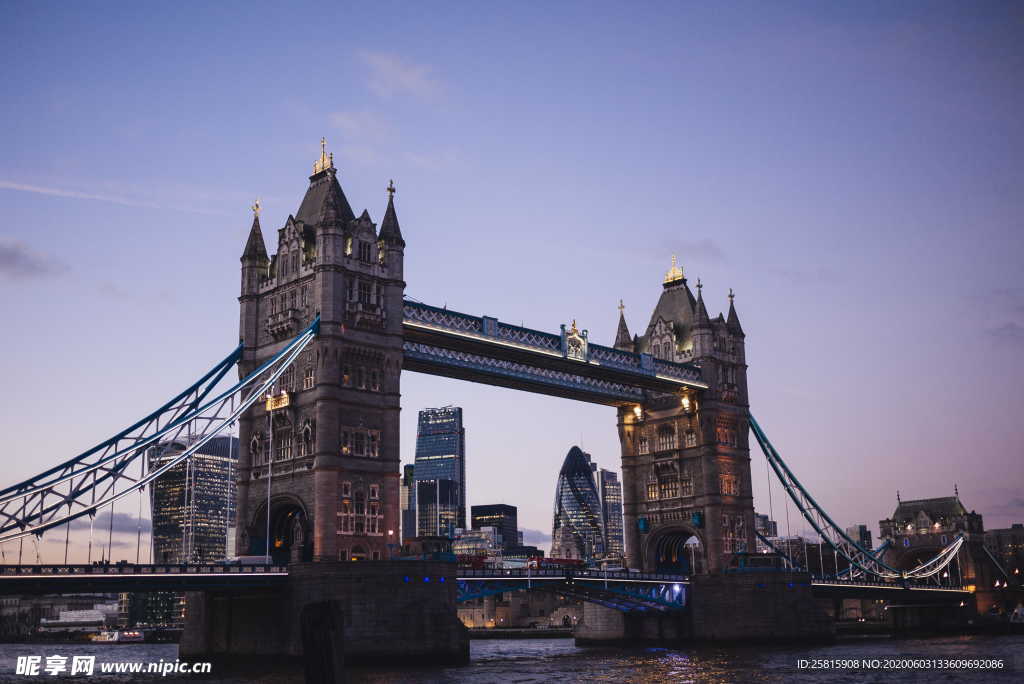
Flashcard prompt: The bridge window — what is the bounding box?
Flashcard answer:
[276,430,293,461]
[370,369,380,391]
[647,483,658,501]
[345,237,353,256]
[659,479,679,499]
[342,481,352,497]
[292,252,299,274]
[638,436,649,455]
[354,432,366,456]
[342,364,351,386]
[338,548,348,561]
[719,474,739,496]
[368,502,382,534]
[369,433,379,458]
[372,550,382,560]
[358,280,371,305]
[684,430,696,448]
[303,366,314,389]
[370,484,379,499]
[301,286,309,307]
[715,425,737,447]
[358,241,372,263]
[357,366,366,389]
[657,426,676,452]
[680,477,693,496]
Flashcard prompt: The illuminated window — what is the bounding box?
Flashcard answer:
[637,436,649,455]
[680,478,693,497]
[646,483,658,501]
[659,478,679,499]
[657,426,676,452]
[344,237,353,256]
[303,367,314,389]
[684,430,696,448]
[719,474,739,496]
[342,365,351,386]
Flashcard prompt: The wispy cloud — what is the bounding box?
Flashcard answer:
[0,180,231,217]
[657,239,727,265]
[0,240,68,280]
[69,511,151,535]
[357,51,444,100]
[989,321,1024,346]
[520,528,551,545]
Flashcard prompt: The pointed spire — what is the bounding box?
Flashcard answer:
[379,178,405,246]
[614,299,632,349]
[693,278,711,328]
[726,288,744,336]
[663,254,685,286]
[359,208,371,222]
[242,200,268,262]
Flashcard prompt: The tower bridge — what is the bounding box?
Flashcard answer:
[0,141,1006,662]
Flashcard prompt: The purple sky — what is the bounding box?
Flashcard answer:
[1,2,1021,561]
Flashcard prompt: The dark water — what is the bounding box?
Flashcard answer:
[0,635,1019,682]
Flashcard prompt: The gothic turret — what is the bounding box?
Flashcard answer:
[614,300,633,351]
[378,180,405,247]
[241,202,269,264]
[726,289,744,337]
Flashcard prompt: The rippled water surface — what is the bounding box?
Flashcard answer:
[0,635,1019,682]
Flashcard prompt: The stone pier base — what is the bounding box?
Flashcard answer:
[575,602,689,645]
[689,571,833,642]
[180,561,468,666]
[574,572,833,646]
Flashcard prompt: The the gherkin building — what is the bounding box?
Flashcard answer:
[550,446,605,561]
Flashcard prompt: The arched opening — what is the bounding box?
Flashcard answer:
[646,526,706,575]
[887,543,968,587]
[350,545,367,561]
[249,497,311,564]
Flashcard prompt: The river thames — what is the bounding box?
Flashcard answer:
[0,635,1019,682]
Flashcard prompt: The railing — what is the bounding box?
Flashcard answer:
[0,564,288,577]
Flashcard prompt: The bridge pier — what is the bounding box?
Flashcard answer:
[181,561,468,667]
[574,602,689,645]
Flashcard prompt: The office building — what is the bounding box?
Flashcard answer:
[550,446,605,561]
[597,469,624,559]
[845,524,873,550]
[471,504,517,551]
[400,464,416,542]
[413,406,466,538]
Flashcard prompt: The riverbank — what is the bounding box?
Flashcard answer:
[468,627,572,639]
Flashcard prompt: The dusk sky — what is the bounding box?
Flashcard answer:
[1,2,1021,561]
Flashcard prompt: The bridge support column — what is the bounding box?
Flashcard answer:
[181,561,468,668]
[689,572,833,642]
[574,603,688,646]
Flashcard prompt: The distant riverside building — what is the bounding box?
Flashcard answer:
[452,527,503,556]
[985,524,1024,575]
[413,406,466,538]
[550,446,605,561]
[845,524,873,550]
[754,513,778,553]
[400,464,416,542]
[471,504,518,551]
[147,435,239,564]
[597,470,625,560]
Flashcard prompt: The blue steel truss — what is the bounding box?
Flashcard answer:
[749,414,965,581]
[455,569,688,612]
[0,318,319,544]
[403,300,706,406]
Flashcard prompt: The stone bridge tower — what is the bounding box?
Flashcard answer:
[616,257,754,573]
[235,141,405,563]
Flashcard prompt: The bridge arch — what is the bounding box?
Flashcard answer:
[248,494,312,563]
[643,524,706,575]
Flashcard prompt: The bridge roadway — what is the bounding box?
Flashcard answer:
[401,300,707,406]
[0,564,287,595]
[0,564,971,606]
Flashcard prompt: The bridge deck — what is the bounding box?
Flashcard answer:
[403,300,706,406]
[0,564,287,594]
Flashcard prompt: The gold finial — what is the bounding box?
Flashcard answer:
[569,319,579,335]
[313,137,333,174]
[387,179,396,200]
[663,254,684,284]
[696,278,702,292]
[251,199,261,216]
[618,299,625,313]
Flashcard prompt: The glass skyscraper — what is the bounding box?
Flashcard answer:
[413,406,466,538]
[470,504,518,550]
[597,469,625,559]
[147,435,239,564]
[400,463,416,542]
[550,446,605,561]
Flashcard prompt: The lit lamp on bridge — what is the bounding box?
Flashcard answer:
[632,405,644,421]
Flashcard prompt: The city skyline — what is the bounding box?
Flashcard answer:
[1,2,1022,563]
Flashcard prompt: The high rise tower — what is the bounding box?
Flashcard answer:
[235,142,406,562]
[550,446,606,561]
[616,258,753,573]
[413,406,466,538]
